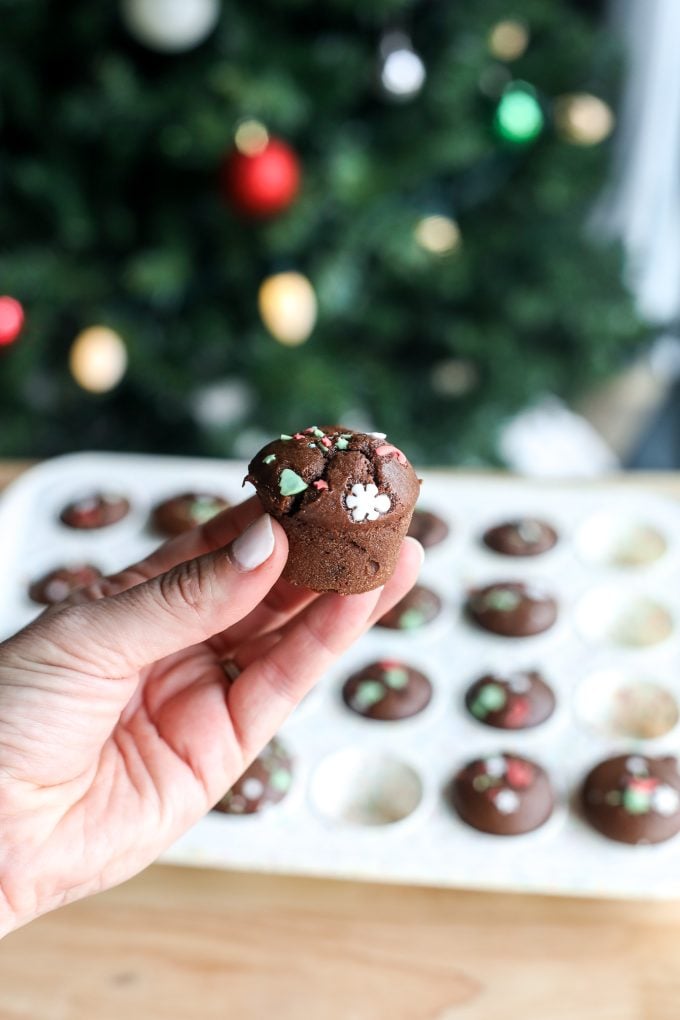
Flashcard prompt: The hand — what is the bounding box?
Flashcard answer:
[0,498,422,936]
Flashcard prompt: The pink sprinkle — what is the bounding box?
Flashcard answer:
[293,432,305,440]
[629,777,658,793]
[304,427,316,434]
[313,480,329,490]
[375,443,407,465]
[321,436,333,448]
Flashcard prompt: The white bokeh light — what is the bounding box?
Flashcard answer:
[381,48,426,97]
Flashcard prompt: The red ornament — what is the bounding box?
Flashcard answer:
[222,138,301,218]
[0,296,24,347]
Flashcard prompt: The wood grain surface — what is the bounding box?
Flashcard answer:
[1,460,680,1020]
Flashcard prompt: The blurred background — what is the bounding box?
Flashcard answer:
[2,0,679,473]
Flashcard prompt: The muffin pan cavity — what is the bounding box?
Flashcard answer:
[309,748,423,827]
[575,512,668,569]
[575,588,674,649]
[575,670,679,741]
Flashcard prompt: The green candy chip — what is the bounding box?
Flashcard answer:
[399,608,426,630]
[470,699,488,720]
[188,499,222,525]
[269,768,293,793]
[472,774,492,792]
[352,679,386,710]
[483,589,522,612]
[622,787,650,815]
[383,667,409,690]
[279,468,308,496]
[478,683,507,711]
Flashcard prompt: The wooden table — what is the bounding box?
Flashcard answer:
[1,461,680,1020]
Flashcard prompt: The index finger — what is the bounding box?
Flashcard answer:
[129,495,264,580]
[64,496,263,603]
[62,495,321,644]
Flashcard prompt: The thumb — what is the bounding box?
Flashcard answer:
[51,514,287,675]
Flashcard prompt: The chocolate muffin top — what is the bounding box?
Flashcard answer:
[467,581,558,638]
[151,492,230,536]
[449,752,554,836]
[464,670,556,730]
[246,426,420,529]
[581,754,680,845]
[407,509,450,549]
[342,659,433,721]
[483,518,558,557]
[376,584,442,631]
[60,493,130,530]
[212,738,294,816]
[29,564,103,606]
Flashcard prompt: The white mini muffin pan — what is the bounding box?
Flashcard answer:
[2,453,680,899]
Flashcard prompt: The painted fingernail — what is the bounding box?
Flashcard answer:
[405,536,425,567]
[229,514,275,571]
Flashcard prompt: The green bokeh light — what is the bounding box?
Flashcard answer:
[494,84,544,143]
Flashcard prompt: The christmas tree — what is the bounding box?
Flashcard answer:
[0,0,644,465]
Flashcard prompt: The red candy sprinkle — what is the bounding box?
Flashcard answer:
[629,777,658,793]
[293,432,305,440]
[375,444,407,465]
[321,436,332,448]
[504,698,530,727]
[378,659,402,670]
[312,480,328,491]
[505,759,534,789]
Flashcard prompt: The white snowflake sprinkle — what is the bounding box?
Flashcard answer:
[626,756,648,776]
[484,755,507,778]
[346,483,391,522]
[652,784,680,817]
[494,789,520,814]
[507,672,532,694]
[368,432,387,439]
[44,579,72,602]
[241,777,265,800]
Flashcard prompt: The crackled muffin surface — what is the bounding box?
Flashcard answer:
[246,426,420,593]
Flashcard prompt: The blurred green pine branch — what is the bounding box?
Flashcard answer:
[0,0,645,464]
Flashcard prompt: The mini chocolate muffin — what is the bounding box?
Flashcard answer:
[449,752,554,836]
[407,509,449,549]
[212,739,293,816]
[28,564,103,606]
[376,584,442,631]
[246,426,421,594]
[483,518,558,557]
[151,492,230,536]
[465,670,556,730]
[342,659,432,721]
[467,581,557,637]
[581,754,680,845]
[60,493,130,530]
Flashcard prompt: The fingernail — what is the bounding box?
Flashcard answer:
[229,514,275,571]
[405,536,425,568]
